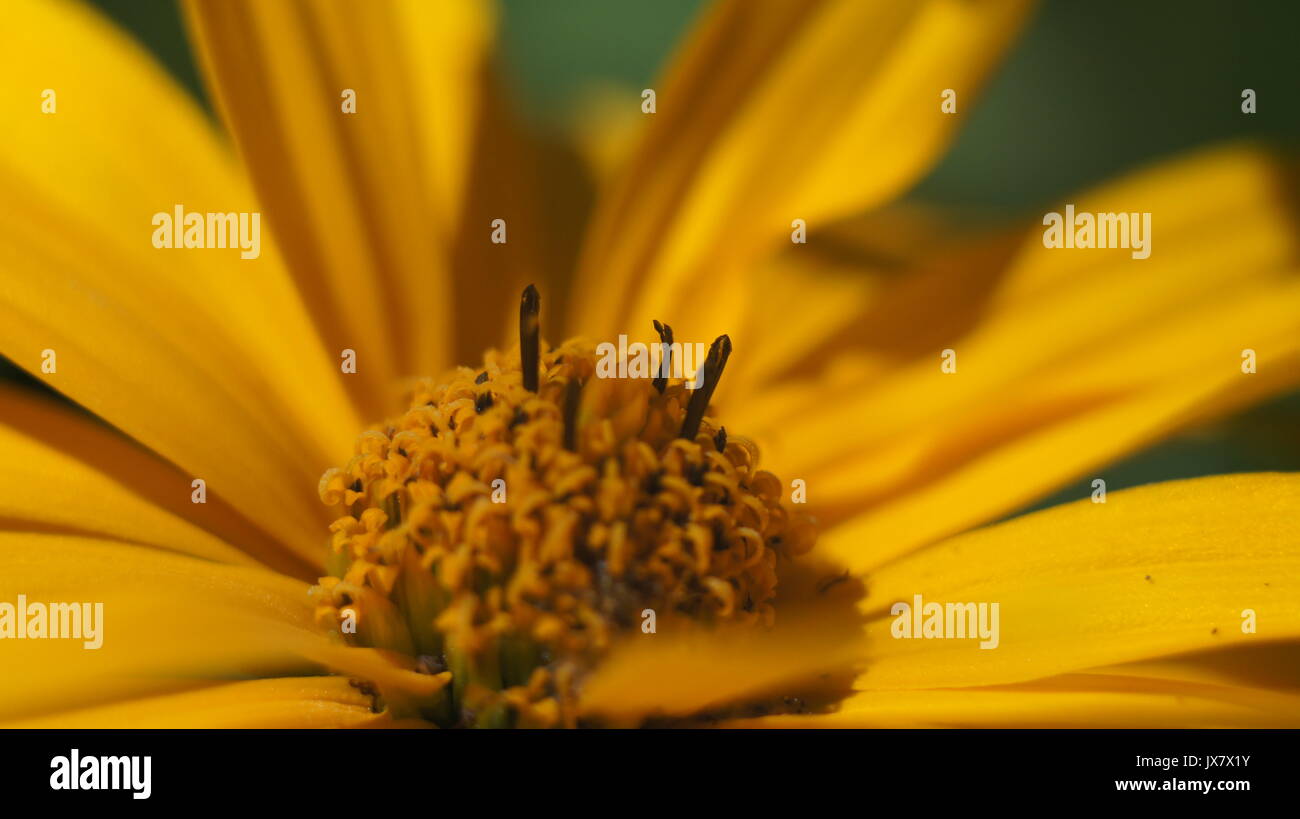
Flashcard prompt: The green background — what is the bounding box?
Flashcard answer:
[20,0,1300,512]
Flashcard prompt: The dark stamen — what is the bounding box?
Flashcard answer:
[680,335,731,440]
[383,492,402,530]
[519,284,540,392]
[816,570,851,595]
[563,378,582,452]
[714,426,727,453]
[651,319,674,394]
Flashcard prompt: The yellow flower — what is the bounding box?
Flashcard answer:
[0,0,1297,727]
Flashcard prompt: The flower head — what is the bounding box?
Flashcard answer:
[0,0,1297,729]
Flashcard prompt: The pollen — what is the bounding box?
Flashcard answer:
[310,287,816,727]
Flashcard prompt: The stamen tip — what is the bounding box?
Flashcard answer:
[520,284,541,392]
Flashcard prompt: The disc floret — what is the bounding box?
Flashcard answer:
[311,292,815,727]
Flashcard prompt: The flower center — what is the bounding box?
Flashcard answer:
[310,287,815,727]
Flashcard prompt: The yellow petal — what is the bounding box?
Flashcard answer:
[579,559,865,722]
[757,145,1297,462]
[820,325,1300,571]
[183,0,469,397]
[389,0,561,364]
[724,206,1022,402]
[565,82,649,185]
[853,474,1300,690]
[569,0,1033,341]
[391,0,495,238]
[0,386,312,575]
[723,673,1300,727]
[1,677,417,729]
[445,80,571,364]
[0,0,361,563]
[1091,641,1300,694]
[0,533,328,722]
[739,145,1300,566]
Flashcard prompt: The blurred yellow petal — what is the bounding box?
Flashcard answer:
[565,82,647,185]
[446,84,575,363]
[854,474,1300,690]
[738,146,1300,564]
[2,677,410,729]
[579,560,864,722]
[0,0,360,564]
[724,674,1300,728]
[725,207,1022,401]
[0,205,338,564]
[0,390,249,567]
[389,0,570,363]
[1091,641,1300,693]
[821,327,1300,570]
[393,0,495,238]
[0,387,312,576]
[578,616,859,724]
[298,644,454,717]
[570,0,1032,341]
[758,145,1297,463]
[183,0,469,399]
[0,533,328,722]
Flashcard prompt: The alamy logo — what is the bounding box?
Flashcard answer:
[595,334,707,388]
[0,595,102,649]
[890,593,1000,649]
[151,205,261,259]
[1042,204,1151,259]
[50,749,151,799]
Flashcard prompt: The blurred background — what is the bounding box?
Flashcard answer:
[8,0,1300,514]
